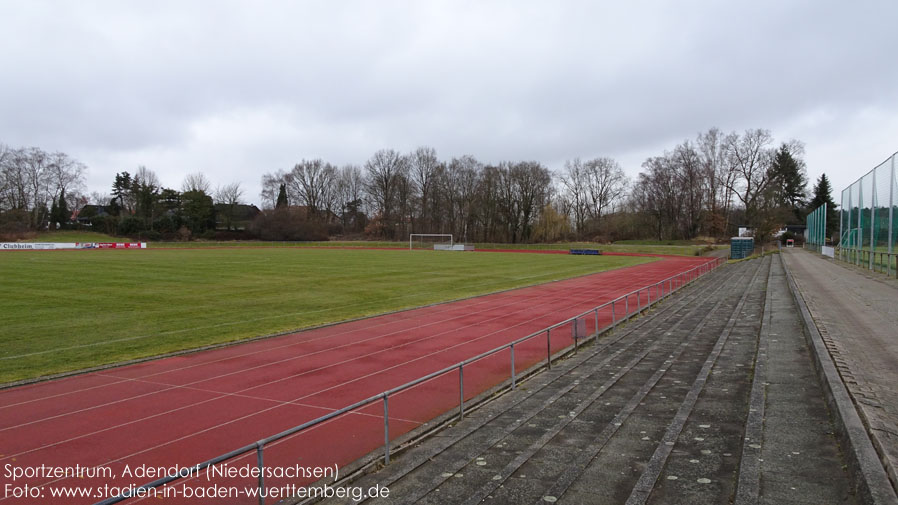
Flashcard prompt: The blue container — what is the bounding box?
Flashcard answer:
[730,237,754,259]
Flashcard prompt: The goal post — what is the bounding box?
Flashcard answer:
[409,234,453,250]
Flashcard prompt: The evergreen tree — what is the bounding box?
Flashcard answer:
[48,188,69,229]
[49,198,59,229]
[180,189,216,233]
[276,183,288,208]
[111,172,133,215]
[768,143,808,223]
[57,188,69,229]
[807,173,839,239]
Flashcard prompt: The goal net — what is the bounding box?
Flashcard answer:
[409,234,453,250]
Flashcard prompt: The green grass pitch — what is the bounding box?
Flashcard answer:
[0,247,653,383]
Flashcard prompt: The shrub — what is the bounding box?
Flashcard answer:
[0,209,31,239]
[117,217,145,235]
[142,230,162,241]
[250,208,328,241]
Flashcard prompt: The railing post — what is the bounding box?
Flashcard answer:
[594,308,599,342]
[458,365,464,420]
[637,288,641,313]
[611,300,616,326]
[256,442,265,505]
[383,394,390,464]
[546,329,552,369]
[625,295,629,320]
[510,344,516,390]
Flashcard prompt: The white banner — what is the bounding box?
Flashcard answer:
[0,242,147,250]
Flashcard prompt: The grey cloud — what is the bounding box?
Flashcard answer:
[2,1,897,203]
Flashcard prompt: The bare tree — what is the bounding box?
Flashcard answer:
[335,164,365,232]
[0,145,27,211]
[408,146,440,232]
[21,147,53,228]
[260,170,288,209]
[439,155,481,240]
[724,129,775,235]
[47,152,87,202]
[181,172,212,194]
[696,127,734,236]
[635,156,679,240]
[583,157,628,223]
[364,149,408,238]
[671,141,705,238]
[496,161,551,243]
[560,158,588,235]
[286,159,337,221]
[215,182,244,230]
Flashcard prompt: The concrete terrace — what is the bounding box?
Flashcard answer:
[311,253,898,505]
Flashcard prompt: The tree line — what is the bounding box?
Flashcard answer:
[261,129,826,243]
[2,127,837,243]
[627,128,813,243]
[259,148,555,243]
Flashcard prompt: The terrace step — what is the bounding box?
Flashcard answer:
[315,255,857,505]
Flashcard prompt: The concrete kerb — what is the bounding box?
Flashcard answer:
[782,258,898,505]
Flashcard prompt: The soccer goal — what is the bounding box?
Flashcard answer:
[409,234,453,250]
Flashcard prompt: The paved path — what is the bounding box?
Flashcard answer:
[783,248,898,497]
[322,255,858,505]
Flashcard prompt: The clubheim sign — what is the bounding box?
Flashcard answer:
[0,242,147,250]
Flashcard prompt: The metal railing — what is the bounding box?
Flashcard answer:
[95,256,725,505]
[834,246,898,278]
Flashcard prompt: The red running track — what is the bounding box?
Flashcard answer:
[0,254,715,505]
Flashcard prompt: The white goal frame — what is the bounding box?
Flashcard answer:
[409,234,453,250]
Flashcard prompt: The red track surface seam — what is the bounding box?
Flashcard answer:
[0,254,714,505]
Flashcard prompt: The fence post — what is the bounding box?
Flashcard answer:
[383,394,390,464]
[458,365,464,420]
[611,300,616,327]
[256,442,265,505]
[637,288,641,313]
[510,344,516,390]
[889,155,895,276]
[625,295,629,320]
[546,329,552,369]
[869,173,876,271]
[857,179,862,266]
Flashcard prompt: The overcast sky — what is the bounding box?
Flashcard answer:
[2,1,897,206]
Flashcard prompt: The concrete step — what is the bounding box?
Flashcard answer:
[314,255,857,505]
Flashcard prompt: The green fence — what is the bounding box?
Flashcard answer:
[806,203,826,252]
[838,151,898,276]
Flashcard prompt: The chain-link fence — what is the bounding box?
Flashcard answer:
[838,151,898,276]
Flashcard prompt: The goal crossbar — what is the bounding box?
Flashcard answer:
[409,234,453,250]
